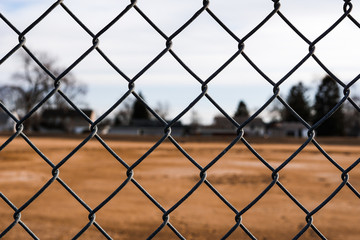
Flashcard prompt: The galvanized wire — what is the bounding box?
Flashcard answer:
[0,0,359,239]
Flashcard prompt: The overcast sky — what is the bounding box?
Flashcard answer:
[1,0,359,124]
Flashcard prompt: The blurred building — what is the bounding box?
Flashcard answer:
[108,119,185,137]
[267,122,308,138]
[39,108,95,134]
[197,116,266,137]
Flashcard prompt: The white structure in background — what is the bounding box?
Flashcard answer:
[198,116,266,137]
[267,122,308,138]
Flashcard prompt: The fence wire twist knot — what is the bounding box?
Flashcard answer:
[0,0,359,239]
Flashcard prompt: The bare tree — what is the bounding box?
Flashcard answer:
[154,101,169,120]
[0,52,87,129]
[114,99,133,126]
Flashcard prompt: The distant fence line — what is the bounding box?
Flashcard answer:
[1,0,360,239]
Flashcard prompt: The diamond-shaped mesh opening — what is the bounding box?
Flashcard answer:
[170,184,237,239]
[129,138,200,208]
[240,185,307,239]
[243,15,309,82]
[314,187,360,239]
[279,144,348,209]
[171,11,238,79]
[314,20,360,80]
[0,137,51,206]
[20,182,90,239]
[71,51,130,117]
[99,8,165,78]
[274,60,326,110]
[206,56,275,113]
[58,138,128,208]
[133,53,201,123]
[95,183,163,239]
[204,143,272,207]
[23,6,91,69]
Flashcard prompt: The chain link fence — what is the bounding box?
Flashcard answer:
[0,0,359,239]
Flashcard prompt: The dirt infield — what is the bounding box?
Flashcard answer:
[0,136,359,239]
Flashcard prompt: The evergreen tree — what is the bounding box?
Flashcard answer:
[234,100,249,118]
[313,75,344,136]
[282,82,311,122]
[131,93,150,121]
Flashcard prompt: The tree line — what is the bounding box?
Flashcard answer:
[119,75,359,136]
[234,76,359,136]
[280,75,358,136]
[1,52,358,136]
[0,52,87,130]
[0,52,168,130]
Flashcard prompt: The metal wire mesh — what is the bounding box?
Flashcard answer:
[0,0,359,239]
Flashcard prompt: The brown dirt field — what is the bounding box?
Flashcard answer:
[0,136,359,239]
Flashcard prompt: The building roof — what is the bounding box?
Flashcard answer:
[212,115,265,129]
[41,108,94,119]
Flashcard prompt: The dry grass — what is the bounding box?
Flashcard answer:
[0,136,359,239]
